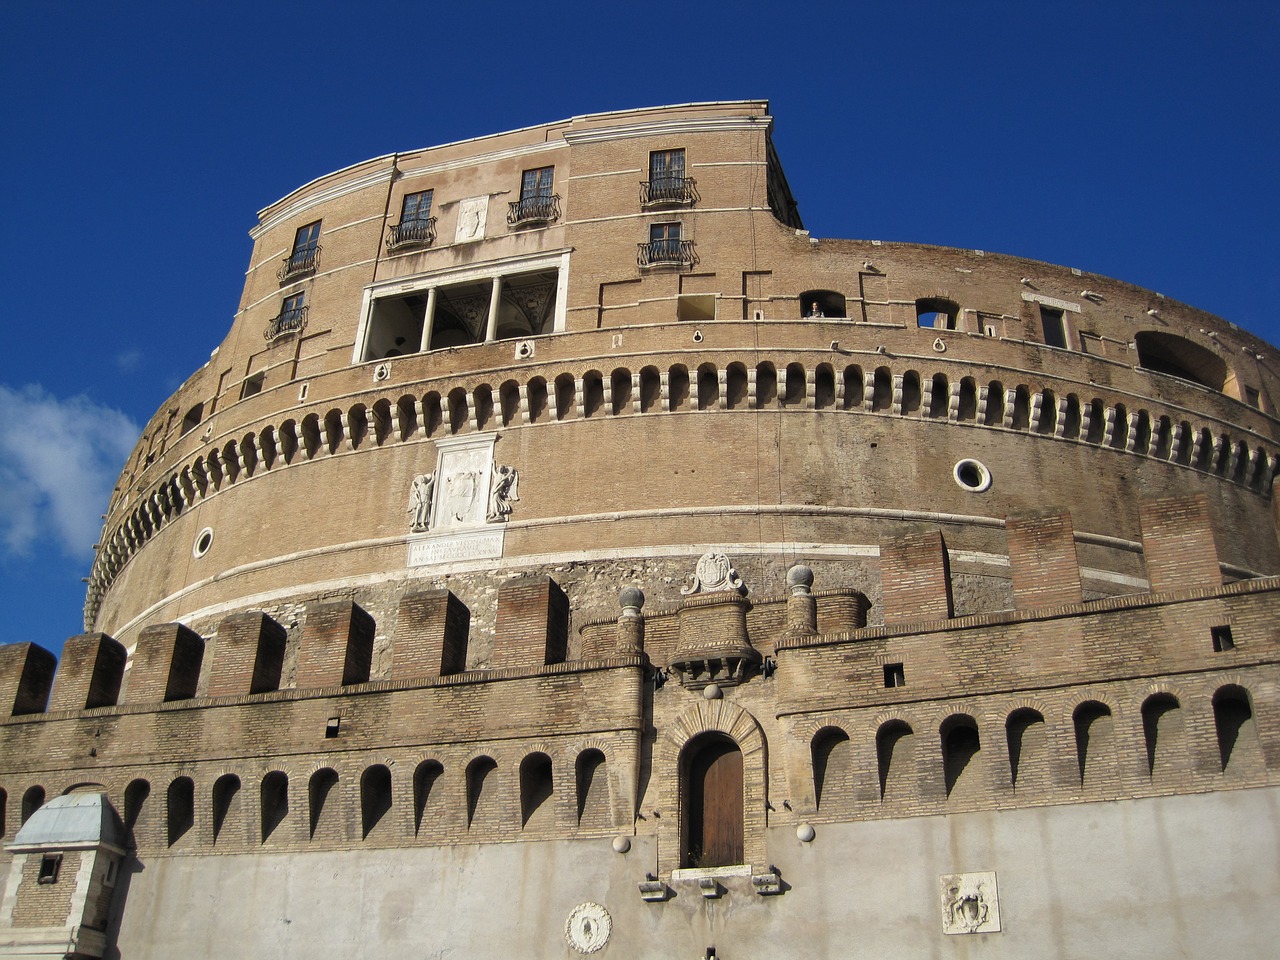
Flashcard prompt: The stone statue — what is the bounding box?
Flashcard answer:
[408,473,434,531]
[488,464,519,522]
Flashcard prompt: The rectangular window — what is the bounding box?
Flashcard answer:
[292,221,321,257]
[279,220,322,281]
[1211,625,1235,652]
[240,373,265,399]
[650,148,686,183]
[38,854,62,884]
[401,190,433,222]
[883,663,906,688]
[1245,386,1260,408]
[1040,306,1068,348]
[521,167,554,200]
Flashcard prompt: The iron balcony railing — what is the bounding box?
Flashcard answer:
[640,176,698,206]
[265,304,308,341]
[637,238,696,267]
[507,194,561,226]
[387,217,437,250]
[277,245,321,283]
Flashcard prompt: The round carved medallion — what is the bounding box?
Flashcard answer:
[565,901,611,954]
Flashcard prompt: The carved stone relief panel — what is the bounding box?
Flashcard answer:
[939,871,1001,935]
[455,197,489,243]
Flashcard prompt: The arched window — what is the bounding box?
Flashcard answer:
[871,367,892,412]
[814,364,836,410]
[466,757,498,828]
[520,753,554,828]
[799,289,846,318]
[610,369,633,415]
[941,716,982,799]
[668,365,690,412]
[308,769,338,840]
[472,384,495,430]
[900,371,922,415]
[21,785,45,827]
[725,364,748,410]
[697,364,719,410]
[984,381,1005,426]
[1135,331,1230,390]
[212,774,240,844]
[525,379,548,424]
[783,364,806,406]
[1005,709,1047,788]
[575,750,608,826]
[122,780,148,846]
[682,734,743,868]
[361,765,393,839]
[499,381,521,426]
[929,374,949,419]
[261,771,289,843]
[1073,701,1114,785]
[639,367,661,413]
[843,365,865,410]
[1141,694,1185,778]
[1213,685,1261,775]
[755,363,777,408]
[582,372,605,418]
[811,727,853,811]
[167,777,195,847]
[915,297,959,330]
[448,387,470,433]
[876,720,913,801]
[555,375,577,421]
[957,377,977,421]
[412,761,443,836]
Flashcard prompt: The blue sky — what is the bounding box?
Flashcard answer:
[1,1,1277,657]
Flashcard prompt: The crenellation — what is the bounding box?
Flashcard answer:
[123,623,204,705]
[0,643,56,717]
[48,634,126,713]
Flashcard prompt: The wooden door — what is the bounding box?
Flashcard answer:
[685,737,744,868]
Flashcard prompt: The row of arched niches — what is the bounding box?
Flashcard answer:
[90,357,1280,627]
[1,678,1266,853]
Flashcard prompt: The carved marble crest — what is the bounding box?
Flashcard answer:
[564,901,611,954]
[454,196,489,243]
[940,871,1000,935]
[681,551,747,596]
[405,435,520,568]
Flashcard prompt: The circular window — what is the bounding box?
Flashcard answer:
[193,527,214,558]
[953,459,992,493]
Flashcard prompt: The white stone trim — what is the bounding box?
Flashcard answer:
[1021,291,1082,313]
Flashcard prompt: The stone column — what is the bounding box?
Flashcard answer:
[485,276,502,343]
[419,286,437,353]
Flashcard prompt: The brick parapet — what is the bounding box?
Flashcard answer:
[297,601,375,688]
[207,612,287,697]
[1006,510,1083,608]
[493,577,569,670]
[47,634,126,712]
[124,624,204,704]
[1140,493,1223,593]
[0,643,56,717]
[879,531,953,624]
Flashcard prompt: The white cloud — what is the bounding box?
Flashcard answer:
[0,385,140,560]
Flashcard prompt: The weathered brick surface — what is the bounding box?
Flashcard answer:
[297,601,375,688]
[48,634,125,711]
[880,531,953,624]
[392,590,470,679]
[0,643,56,717]
[124,624,204,704]
[493,577,568,670]
[1007,511,1083,608]
[1140,493,1223,593]
[11,851,78,927]
[207,612,286,697]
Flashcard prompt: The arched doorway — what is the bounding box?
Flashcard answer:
[682,734,743,868]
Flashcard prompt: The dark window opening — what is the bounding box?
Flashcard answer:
[167,777,195,846]
[683,735,744,869]
[466,757,498,827]
[38,854,62,884]
[180,403,204,436]
[240,373,264,400]
[360,765,393,839]
[916,297,959,330]
[799,289,846,319]
[1211,625,1235,652]
[883,663,905,688]
[1040,306,1068,348]
[325,716,341,738]
[520,753,554,828]
[941,718,981,798]
[1245,386,1260,408]
[1134,330,1229,390]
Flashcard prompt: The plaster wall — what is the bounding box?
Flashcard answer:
[105,787,1280,960]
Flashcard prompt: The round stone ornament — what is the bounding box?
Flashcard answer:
[565,902,612,954]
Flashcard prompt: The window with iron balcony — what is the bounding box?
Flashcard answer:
[638,222,695,267]
[388,190,437,250]
[508,166,560,225]
[278,220,322,282]
[641,149,697,206]
[265,291,308,341]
